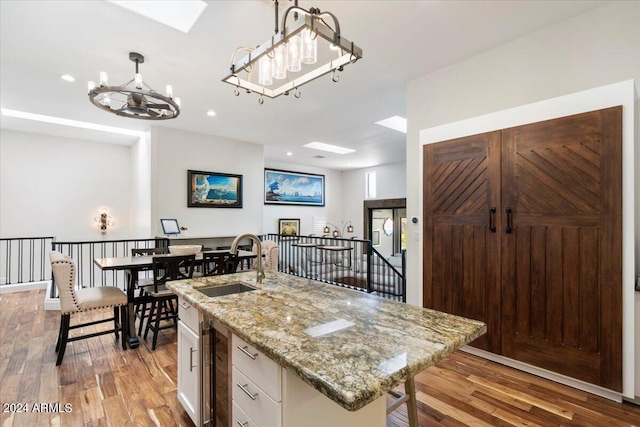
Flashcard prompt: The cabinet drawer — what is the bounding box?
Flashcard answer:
[233,401,259,427]
[232,334,281,401]
[178,296,200,332]
[233,367,281,427]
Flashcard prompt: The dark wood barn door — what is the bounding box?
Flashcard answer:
[423,107,622,390]
[423,132,502,353]
[500,107,622,391]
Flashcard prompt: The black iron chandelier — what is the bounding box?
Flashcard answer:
[222,0,363,104]
[88,52,181,120]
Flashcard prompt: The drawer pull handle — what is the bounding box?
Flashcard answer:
[178,302,190,309]
[237,421,249,427]
[237,345,258,360]
[237,383,258,400]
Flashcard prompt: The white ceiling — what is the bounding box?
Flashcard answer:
[0,0,605,171]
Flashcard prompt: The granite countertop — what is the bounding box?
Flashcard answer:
[166,271,486,412]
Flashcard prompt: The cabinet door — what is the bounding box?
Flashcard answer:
[178,321,201,425]
[500,107,622,391]
[423,131,502,352]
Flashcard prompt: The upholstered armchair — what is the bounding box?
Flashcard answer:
[254,240,280,272]
[49,251,127,365]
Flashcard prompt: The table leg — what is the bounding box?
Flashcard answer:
[126,270,139,349]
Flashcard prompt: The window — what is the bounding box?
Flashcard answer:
[365,172,376,199]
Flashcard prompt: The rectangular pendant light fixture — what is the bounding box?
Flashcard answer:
[222,3,363,101]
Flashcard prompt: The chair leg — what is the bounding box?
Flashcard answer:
[55,314,64,352]
[168,298,178,327]
[120,305,127,350]
[113,307,120,340]
[138,299,148,336]
[56,314,70,366]
[151,300,163,351]
[144,300,156,340]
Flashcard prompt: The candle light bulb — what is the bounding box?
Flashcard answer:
[258,56,273,86]
[134,73,142,89]
[165,85,173,99]
[87,81,95,94]
[301,28,317,64]
[286,35,301,72]
[99,71,108,86]
[272,45,287,80]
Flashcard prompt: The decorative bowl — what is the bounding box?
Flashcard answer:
[168,245,202,255]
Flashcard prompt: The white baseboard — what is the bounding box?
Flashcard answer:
[44,280,60,311]
[0,280,49,294]
[461,346,623,403]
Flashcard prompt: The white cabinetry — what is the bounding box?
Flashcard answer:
[231,334,386,427]
[177,297,202,426]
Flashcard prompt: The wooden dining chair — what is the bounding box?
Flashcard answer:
[50,251,127,365]
[140,254,195,350]
[130,247,168,334]
[202,252,239,276]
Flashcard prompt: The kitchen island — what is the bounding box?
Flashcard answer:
[167,271,486,427]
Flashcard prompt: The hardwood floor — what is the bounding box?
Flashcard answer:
[1,290,639,427]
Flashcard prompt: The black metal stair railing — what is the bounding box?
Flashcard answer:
[265,234,406,302]
[0,236,55,287]
[2,235,406,302]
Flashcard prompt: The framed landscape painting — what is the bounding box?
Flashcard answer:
[264,168,325,206]
[188,170,243,208]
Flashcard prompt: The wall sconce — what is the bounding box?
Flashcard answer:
[94,210,115,234]
[324,221,354,238]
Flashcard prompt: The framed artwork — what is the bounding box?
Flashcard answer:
[279,218,300,236]
[264,168,325,206]
[188,170,243,208]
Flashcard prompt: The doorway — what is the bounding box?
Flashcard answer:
[363,198,406,256]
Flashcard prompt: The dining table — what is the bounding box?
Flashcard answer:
[93,249,256,349]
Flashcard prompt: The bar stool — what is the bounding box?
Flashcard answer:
[140,254,195,350]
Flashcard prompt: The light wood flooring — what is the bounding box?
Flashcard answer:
[1,289,639,426]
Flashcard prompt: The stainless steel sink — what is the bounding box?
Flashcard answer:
[196,282,257,298]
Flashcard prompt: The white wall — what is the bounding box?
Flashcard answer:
[263,161,342,236]
[341,161,406,239]
[129,133,151,238]
[407,1,639,398]
[0,129,132,240]
[150,127,264,237]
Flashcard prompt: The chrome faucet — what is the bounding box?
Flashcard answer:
[231,233,264,284]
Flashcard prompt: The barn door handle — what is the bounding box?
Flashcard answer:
[505,207,513,234]
[489,208,496,233]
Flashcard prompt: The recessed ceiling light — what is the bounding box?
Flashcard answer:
[107,0,207,33]
[286,151,293,156]
[0,108,146,137]
[303,141,355,154]
[207,110,216,117]
[375,115,407,133]
[61,74,75,82]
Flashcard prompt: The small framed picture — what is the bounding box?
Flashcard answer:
[279,218,300,236]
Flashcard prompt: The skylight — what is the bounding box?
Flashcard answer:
[303,142,356,155]
[1,108,147,137]
[107,0,207,33]
[375,115,407,133]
